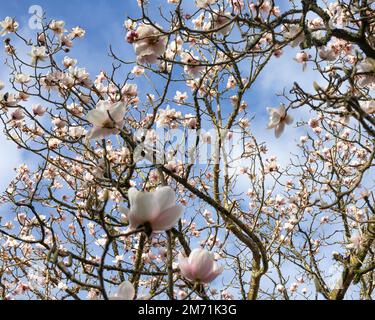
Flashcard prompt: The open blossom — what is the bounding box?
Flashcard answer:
[133,24,168,64]
[109,281,135,300]
[347,234,363,251]
[63,56,77,68]
[196,0,217,8]
[282,24,305,48]
[14,73,31,84]
[174,91,188,104]
[356,59,375,88]
[32,104,46,116]
[122,186,183,234]
[267,105,293,138]
[0,17,19,36]
[29,46,48,65]
[181,52,204,77]
[11,108,24,121]
[49,20,65,35]
[211,11,232,36]
[178,248,223,283]
[86,100,126,140]
[318,46,338,61]
[295,51,310,70]
[360,100,375,114]
[70,26,86,38]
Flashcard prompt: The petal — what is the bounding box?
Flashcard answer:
[178,253,194,281]
[87,127,117,140]
[201,263,224,283]
[285,114,294,125]
[109,102,126,124]
[275,122,285,138]
[128,189,158,224]
[278,104,286,117]
[150,205,183,232]
[87,109,107,127]
[153,186,176,212]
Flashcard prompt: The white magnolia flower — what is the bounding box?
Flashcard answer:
[0,17,19,36]
[360,100,375,114]
[122,186,183,234]
[211,11,233,36]
[29,46,48,65]
[181,51,204,77]
[174,91,188,104]
[267,104,293,138]
[63,56,77,68]
[196,0,217,8]
[133,24,168,64]
[14,73,31,84]
[0,80,5,90]
[318,46,337,61]
[49,20,65,35]
[86,101,126,140]
[356,59,375,88]
[282,24,305,48]
[109,281,135,300]
[69,126,86,140]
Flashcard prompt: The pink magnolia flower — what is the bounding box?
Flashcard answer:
[32,104,46,117]
[86,100,126,140]
[123,186,183,233]
[109,281,135,300]
[267,104,293,138]
[178,248,223,283]
[211,11,233,36]
[318,47,337,61]
[11,108,24,121]
[133,24,168,64]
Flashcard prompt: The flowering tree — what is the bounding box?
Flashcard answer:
[0,0,374,300]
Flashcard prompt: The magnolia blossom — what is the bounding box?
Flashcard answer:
[267,105,293,138]
[63,56,77,68]
[360,100,375,114]
[181,52,204,77]
[49,20,65,35]
[211,11,232,36]
[174,91,188,104]
[29,46,48,65]
[14,73,31,84]
[356,59,375,88]
[178,248,223,283]
[347,234,363,251]
[123,186,183,233]
[0,17,19,36]
[318,46,338,61]
[11,108,24,121]
[32,104,46,117]
[133,24,168,64]
[196,0,217,8]
[282,24,305,48]
[109,281,135,300]
[86,101,126,140]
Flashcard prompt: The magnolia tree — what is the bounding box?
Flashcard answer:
[0,0,374,300]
